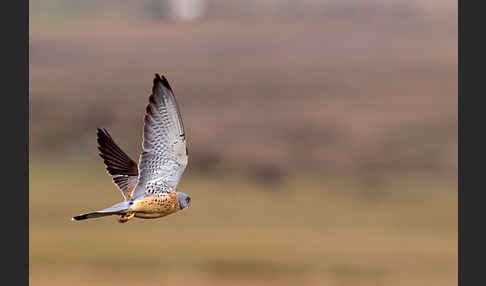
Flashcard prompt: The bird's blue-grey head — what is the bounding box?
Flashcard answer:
[177,192,191,209]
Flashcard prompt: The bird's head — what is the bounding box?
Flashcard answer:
[177,192,191,210]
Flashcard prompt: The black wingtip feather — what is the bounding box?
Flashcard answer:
[154,73,173,92]
[148,93,157,105]
[96,128,138,176]
[146,103,153,114]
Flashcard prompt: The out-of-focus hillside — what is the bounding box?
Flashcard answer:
[30,0,457,180]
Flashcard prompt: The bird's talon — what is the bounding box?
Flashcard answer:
[118,212,135,223]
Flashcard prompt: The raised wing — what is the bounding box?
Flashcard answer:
[131,74,188,199]
[97,128,139,200]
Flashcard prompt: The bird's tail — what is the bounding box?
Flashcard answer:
[72,201,132,221]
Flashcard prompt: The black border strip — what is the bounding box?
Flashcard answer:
[3,0,29,285]
[459,0,486,285]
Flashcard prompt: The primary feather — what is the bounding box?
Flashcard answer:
[97,128,139,200]
[131,74,188,199]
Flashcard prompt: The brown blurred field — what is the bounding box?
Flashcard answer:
[30,160,456,286]
[30,1,457,285]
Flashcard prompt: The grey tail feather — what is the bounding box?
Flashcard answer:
[72,201,132,221]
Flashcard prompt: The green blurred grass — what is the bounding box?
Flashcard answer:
[30,158,457,286]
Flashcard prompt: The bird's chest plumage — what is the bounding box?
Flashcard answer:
[132,192,180,218]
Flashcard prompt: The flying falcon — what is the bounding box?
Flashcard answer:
[72,74,191,223]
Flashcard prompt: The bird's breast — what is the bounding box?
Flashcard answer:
[131,192,180,217]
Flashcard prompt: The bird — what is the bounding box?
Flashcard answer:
[72,74,191,223]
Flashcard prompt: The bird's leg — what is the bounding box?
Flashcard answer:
[118,211,135,223]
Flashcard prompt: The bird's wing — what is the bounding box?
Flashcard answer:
[131,74,188,199]
[97,128,139,200]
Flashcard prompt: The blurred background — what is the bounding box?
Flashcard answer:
[29,1,457,285]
